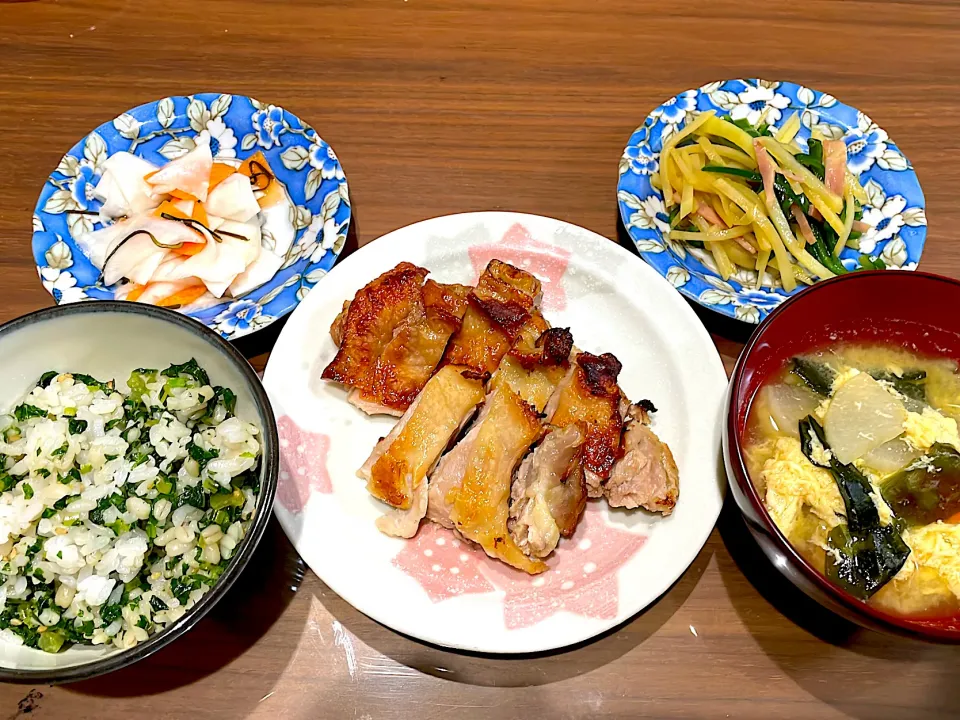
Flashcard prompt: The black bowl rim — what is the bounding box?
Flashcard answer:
[726,270,960,642]
[0,301,279,682]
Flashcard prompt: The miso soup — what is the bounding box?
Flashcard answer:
[746,344,960,619]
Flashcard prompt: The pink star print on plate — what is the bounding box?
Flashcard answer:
[392,503,646,629]
[467,223,572,311]
[276,415,333,515]
[392,523,495,602]
[483,505,647,629]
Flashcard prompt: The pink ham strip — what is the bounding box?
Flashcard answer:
[824,140,847,197]
[696,201,756,254]
[791,206,818,246]
[853,220,871,233]
[695,201,725,228]
[753,140,777,209]
[781,167,805,184]
[734,234,758,255]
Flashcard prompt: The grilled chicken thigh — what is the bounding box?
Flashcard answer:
[545,352,625,495]
[376,475,430,539]
[429,324,576,570]
[442,260,543,375]
[325,258,680,571]
[605,402,679,514]
[426,402,488,531]
[358,366,485,537]
[330,300,350,347]
[508,424,587,557]
[447,383,546,574]
[491,325,573,413]
[323,264,470,415]
[322,262,427,408]
[352,280,471,414]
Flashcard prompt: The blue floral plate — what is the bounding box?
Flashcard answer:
[617,79,926,324]
[32,93,351,338]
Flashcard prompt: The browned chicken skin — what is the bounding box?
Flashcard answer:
[491,325,573,413]
[330,301,350,347]
[545,352,624,489]
[442,260,542,376]
[448,383,547,574]
[361,365,484,508]
[356,280,471,413]
[322,262,470,415]
[323,262,426,384]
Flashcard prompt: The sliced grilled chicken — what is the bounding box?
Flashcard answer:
[446,383,546,574]
[332,258,681,569]
[427,325,575,569]
[544,351,624,495]
[426,394,494,530]
[350,280,471,414]
[508,424,587,558]
[605,402,679,515]
[375,477,429,539]
[491,325,573,413]
[322,262,428,410]
[442,259,542,375]
[428,323,573,528]
[358,366,485,537]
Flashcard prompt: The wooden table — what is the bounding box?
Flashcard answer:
[1,0,959,717]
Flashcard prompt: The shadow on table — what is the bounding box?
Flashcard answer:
[65,519,305,707]
[314,531,713,688]
[715,498,960,719]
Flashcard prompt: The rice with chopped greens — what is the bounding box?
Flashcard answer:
[0,360,261,653]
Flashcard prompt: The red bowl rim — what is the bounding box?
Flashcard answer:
[727,270,960,642]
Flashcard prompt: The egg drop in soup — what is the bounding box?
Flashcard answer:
[745,344,960,621]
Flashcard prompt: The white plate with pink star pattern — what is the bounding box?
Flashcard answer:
[262,211,727,653]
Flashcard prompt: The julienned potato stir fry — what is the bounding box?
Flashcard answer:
[653,110,880,291]
[0,360,261,653]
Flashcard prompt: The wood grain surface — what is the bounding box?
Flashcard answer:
[2,0,960,717]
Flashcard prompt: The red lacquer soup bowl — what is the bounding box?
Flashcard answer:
[723,271,960,641]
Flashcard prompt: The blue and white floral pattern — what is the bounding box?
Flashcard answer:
[650,89,698,143]
[213,299,270,338]
[618,79,926,323]
[32,94,352,339]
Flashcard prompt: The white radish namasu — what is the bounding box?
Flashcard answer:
[96,216,200,286]
[144,142,213,201]
[93,152,164,218]
[205,173,260,222]
[229,251,285,298]
[76,145,296,310]
[170,223,261,298]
